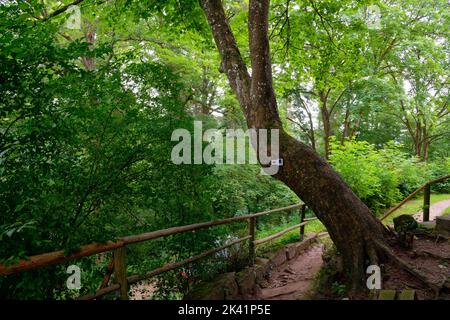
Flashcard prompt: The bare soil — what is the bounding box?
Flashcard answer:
[253,244,324,300]
[254,235,450,300]
[384,235,450,299]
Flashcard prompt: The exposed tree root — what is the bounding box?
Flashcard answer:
[374,239,444,295]
[415,249,450,261]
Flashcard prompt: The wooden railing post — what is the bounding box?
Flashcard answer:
[299,204,306,241]
[113,247,128,300]
[248,217,256,265]
[423,184,431,222]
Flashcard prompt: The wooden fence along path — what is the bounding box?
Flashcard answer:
[1,174,448,300]
[380,174,450,222]
[0,203,316,300]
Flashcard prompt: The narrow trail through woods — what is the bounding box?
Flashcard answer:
[413,199,450,222]
[252,198,450,300]
[253,244,324,300]
[131,199,450,300]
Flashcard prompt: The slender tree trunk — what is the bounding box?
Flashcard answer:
[414,121,422,158]
[308,111,316,151]
[199,0,392,289]
[342,82,353,144]
[199,65,215,115]
[81,19,96,71]
[295,96,316,151]
[421,126,429,161]
[349,111,362,140]
[342,107,350,144]
[319,91,332,159]
[423,140,429,161]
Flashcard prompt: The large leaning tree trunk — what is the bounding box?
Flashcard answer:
[199,0,394,289]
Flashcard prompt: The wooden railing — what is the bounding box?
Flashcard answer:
[380,174,450,222]
[0,203,316,300]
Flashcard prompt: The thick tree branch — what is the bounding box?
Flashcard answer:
[329,88,346,115]
[116,35,184,53]
[437,100,449,117]
[287,117,311,137]
[378,36,397,65]
[308,0,337,49]
[248,0,281,128]
[199,0,252,116]
[43,0,86,21]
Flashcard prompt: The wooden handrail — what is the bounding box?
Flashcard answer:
[0,240,125,277]
[121,203,303,245]
[77,236,251,300]
[253,222,308,246]
[0,203,304,276]
[380,174,450,221]
[0,202,316,300]
[126,236,251,285]
[427,174,450,185]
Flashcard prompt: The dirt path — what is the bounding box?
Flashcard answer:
[254,244,324,300]
[413,199,450,222]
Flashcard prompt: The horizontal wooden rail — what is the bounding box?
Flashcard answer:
[121,203,303,245]
[127,235,251,285]
[380,186,426,221]
[253,222,307,246]
[380,174,450,221]
[78,214,314,300]
[0,241,125,277]
[77,236,251,300]
[1,202,315,300]
[428,174,450,185]
[0,203,303,276]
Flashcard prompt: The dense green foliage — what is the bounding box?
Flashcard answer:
[329,139,449,213]
[0,2,298,299]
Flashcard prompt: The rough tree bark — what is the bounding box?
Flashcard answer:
[80,19,96,71]
[199,0,394,289]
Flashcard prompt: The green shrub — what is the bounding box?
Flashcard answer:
[427,159,450,193]
[329,139,450,214]
[329,138,402,213]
